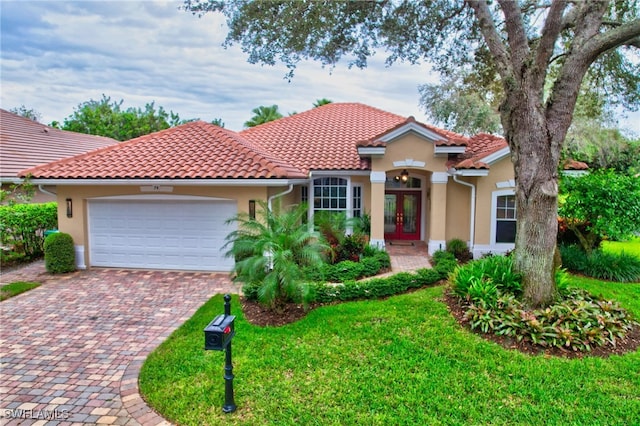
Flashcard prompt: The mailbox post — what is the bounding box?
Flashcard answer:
[204,294,237,413]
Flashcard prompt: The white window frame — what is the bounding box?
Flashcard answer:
[352,183,363,218]
[490,189,517,251]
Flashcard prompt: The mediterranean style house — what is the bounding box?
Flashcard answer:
[21,103,586,271]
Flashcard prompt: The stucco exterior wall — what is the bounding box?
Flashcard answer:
[474,158,515,246]
[371,133,447,173]
[445,179,472,243]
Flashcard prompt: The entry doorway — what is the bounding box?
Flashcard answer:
[384,191,421,240]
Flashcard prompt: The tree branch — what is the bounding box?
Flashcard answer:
[497,0,529,71]
[534,0,567,78]
[465,1,513,81]
[583,19,640,60]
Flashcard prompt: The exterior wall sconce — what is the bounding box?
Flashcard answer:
[249,200,256,220]
[66,198,73,218]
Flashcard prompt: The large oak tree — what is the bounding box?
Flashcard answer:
[186,0,640,306]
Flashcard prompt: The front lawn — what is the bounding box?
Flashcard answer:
[139,277,640,425]
[603,237,640,259]
[0,281,40,301]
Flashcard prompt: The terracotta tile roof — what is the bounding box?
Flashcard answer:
[240,103,408,172]
[1,109,118,179]
[563,159,589,170]
[451,132,588,171]
[447,132,507,169]
[454,158,490,170]
[22,121,307,179]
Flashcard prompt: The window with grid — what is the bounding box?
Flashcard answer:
[313,177,347,212]
[352,185,363,218]
[495,194,516,243]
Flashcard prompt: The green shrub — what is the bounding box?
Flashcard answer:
[44,232,76,274]
[431,249,456,265]
[311,269,442,303]
[0,202,57,259]
[337,233,368,262]
[415,268,442,285]
[360,256,382,277]
[451,255,521,298]
[560,245,640,282]
[446,238,472,262]
[464,289,637,352]
[584,250,640,282]
[452,254,638,352]
[434,258,458,279]
[325,260,364,282]
[559,244,588,272]
[373,250,391,270]
[467,278,499,307]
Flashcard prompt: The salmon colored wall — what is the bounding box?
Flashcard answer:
[445,180,471,242]
[475,158,515,245]
[371,133,448,173]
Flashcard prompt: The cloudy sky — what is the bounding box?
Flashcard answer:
[1,1,638,134]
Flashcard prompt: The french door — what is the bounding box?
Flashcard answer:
[384,191,421,240]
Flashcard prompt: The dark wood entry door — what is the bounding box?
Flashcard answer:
[384,191,421,240]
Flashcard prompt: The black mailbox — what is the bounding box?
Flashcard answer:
[204,314,236,351]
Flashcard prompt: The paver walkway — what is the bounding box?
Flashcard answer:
[0,243,431,425]
[1,263,241,425]
[386,241,432,272]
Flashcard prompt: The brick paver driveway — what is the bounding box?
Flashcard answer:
[1,263,240,425]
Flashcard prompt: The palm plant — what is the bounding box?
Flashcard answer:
[224,201,327,309]
[243,104,283,127]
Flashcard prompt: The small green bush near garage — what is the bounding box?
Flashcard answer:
[0,202,57,267]
[44,232,76,274]
[0,281,41,301]
[140,274,640,426]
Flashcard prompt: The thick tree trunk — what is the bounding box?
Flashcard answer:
[503,92,560,308]
[513,184,559,307]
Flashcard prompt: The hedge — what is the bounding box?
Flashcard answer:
[0,202,57,258]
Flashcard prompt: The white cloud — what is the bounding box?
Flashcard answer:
[1,0,637,135]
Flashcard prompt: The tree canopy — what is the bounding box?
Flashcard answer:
[244,104,283,127]
[186,0,640,307]
[559,170,640,254]
[10,105,42,123]
[313,98,333,108]
[60,95,191,141]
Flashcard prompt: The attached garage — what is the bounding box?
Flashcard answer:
[88,196,237,271]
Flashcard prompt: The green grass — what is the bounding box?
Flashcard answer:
[140,277,640,426]
[0,281,40,301]
[603,237,640,259]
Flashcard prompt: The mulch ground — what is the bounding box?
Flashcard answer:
[240,289,640,359]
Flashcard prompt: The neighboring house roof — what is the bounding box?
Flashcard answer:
[0,109,118,181]
[241,103,408,173]
[21,120,307,179]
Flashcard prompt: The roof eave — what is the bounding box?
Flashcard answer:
[27,178,310,187]
[434,146,466,156]
[450,168,490,177]
[357,146,386,157]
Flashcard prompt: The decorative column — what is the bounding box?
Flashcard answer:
[369,171,386,248]
[428,172,449,254]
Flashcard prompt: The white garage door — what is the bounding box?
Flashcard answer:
[88,198,237,271]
